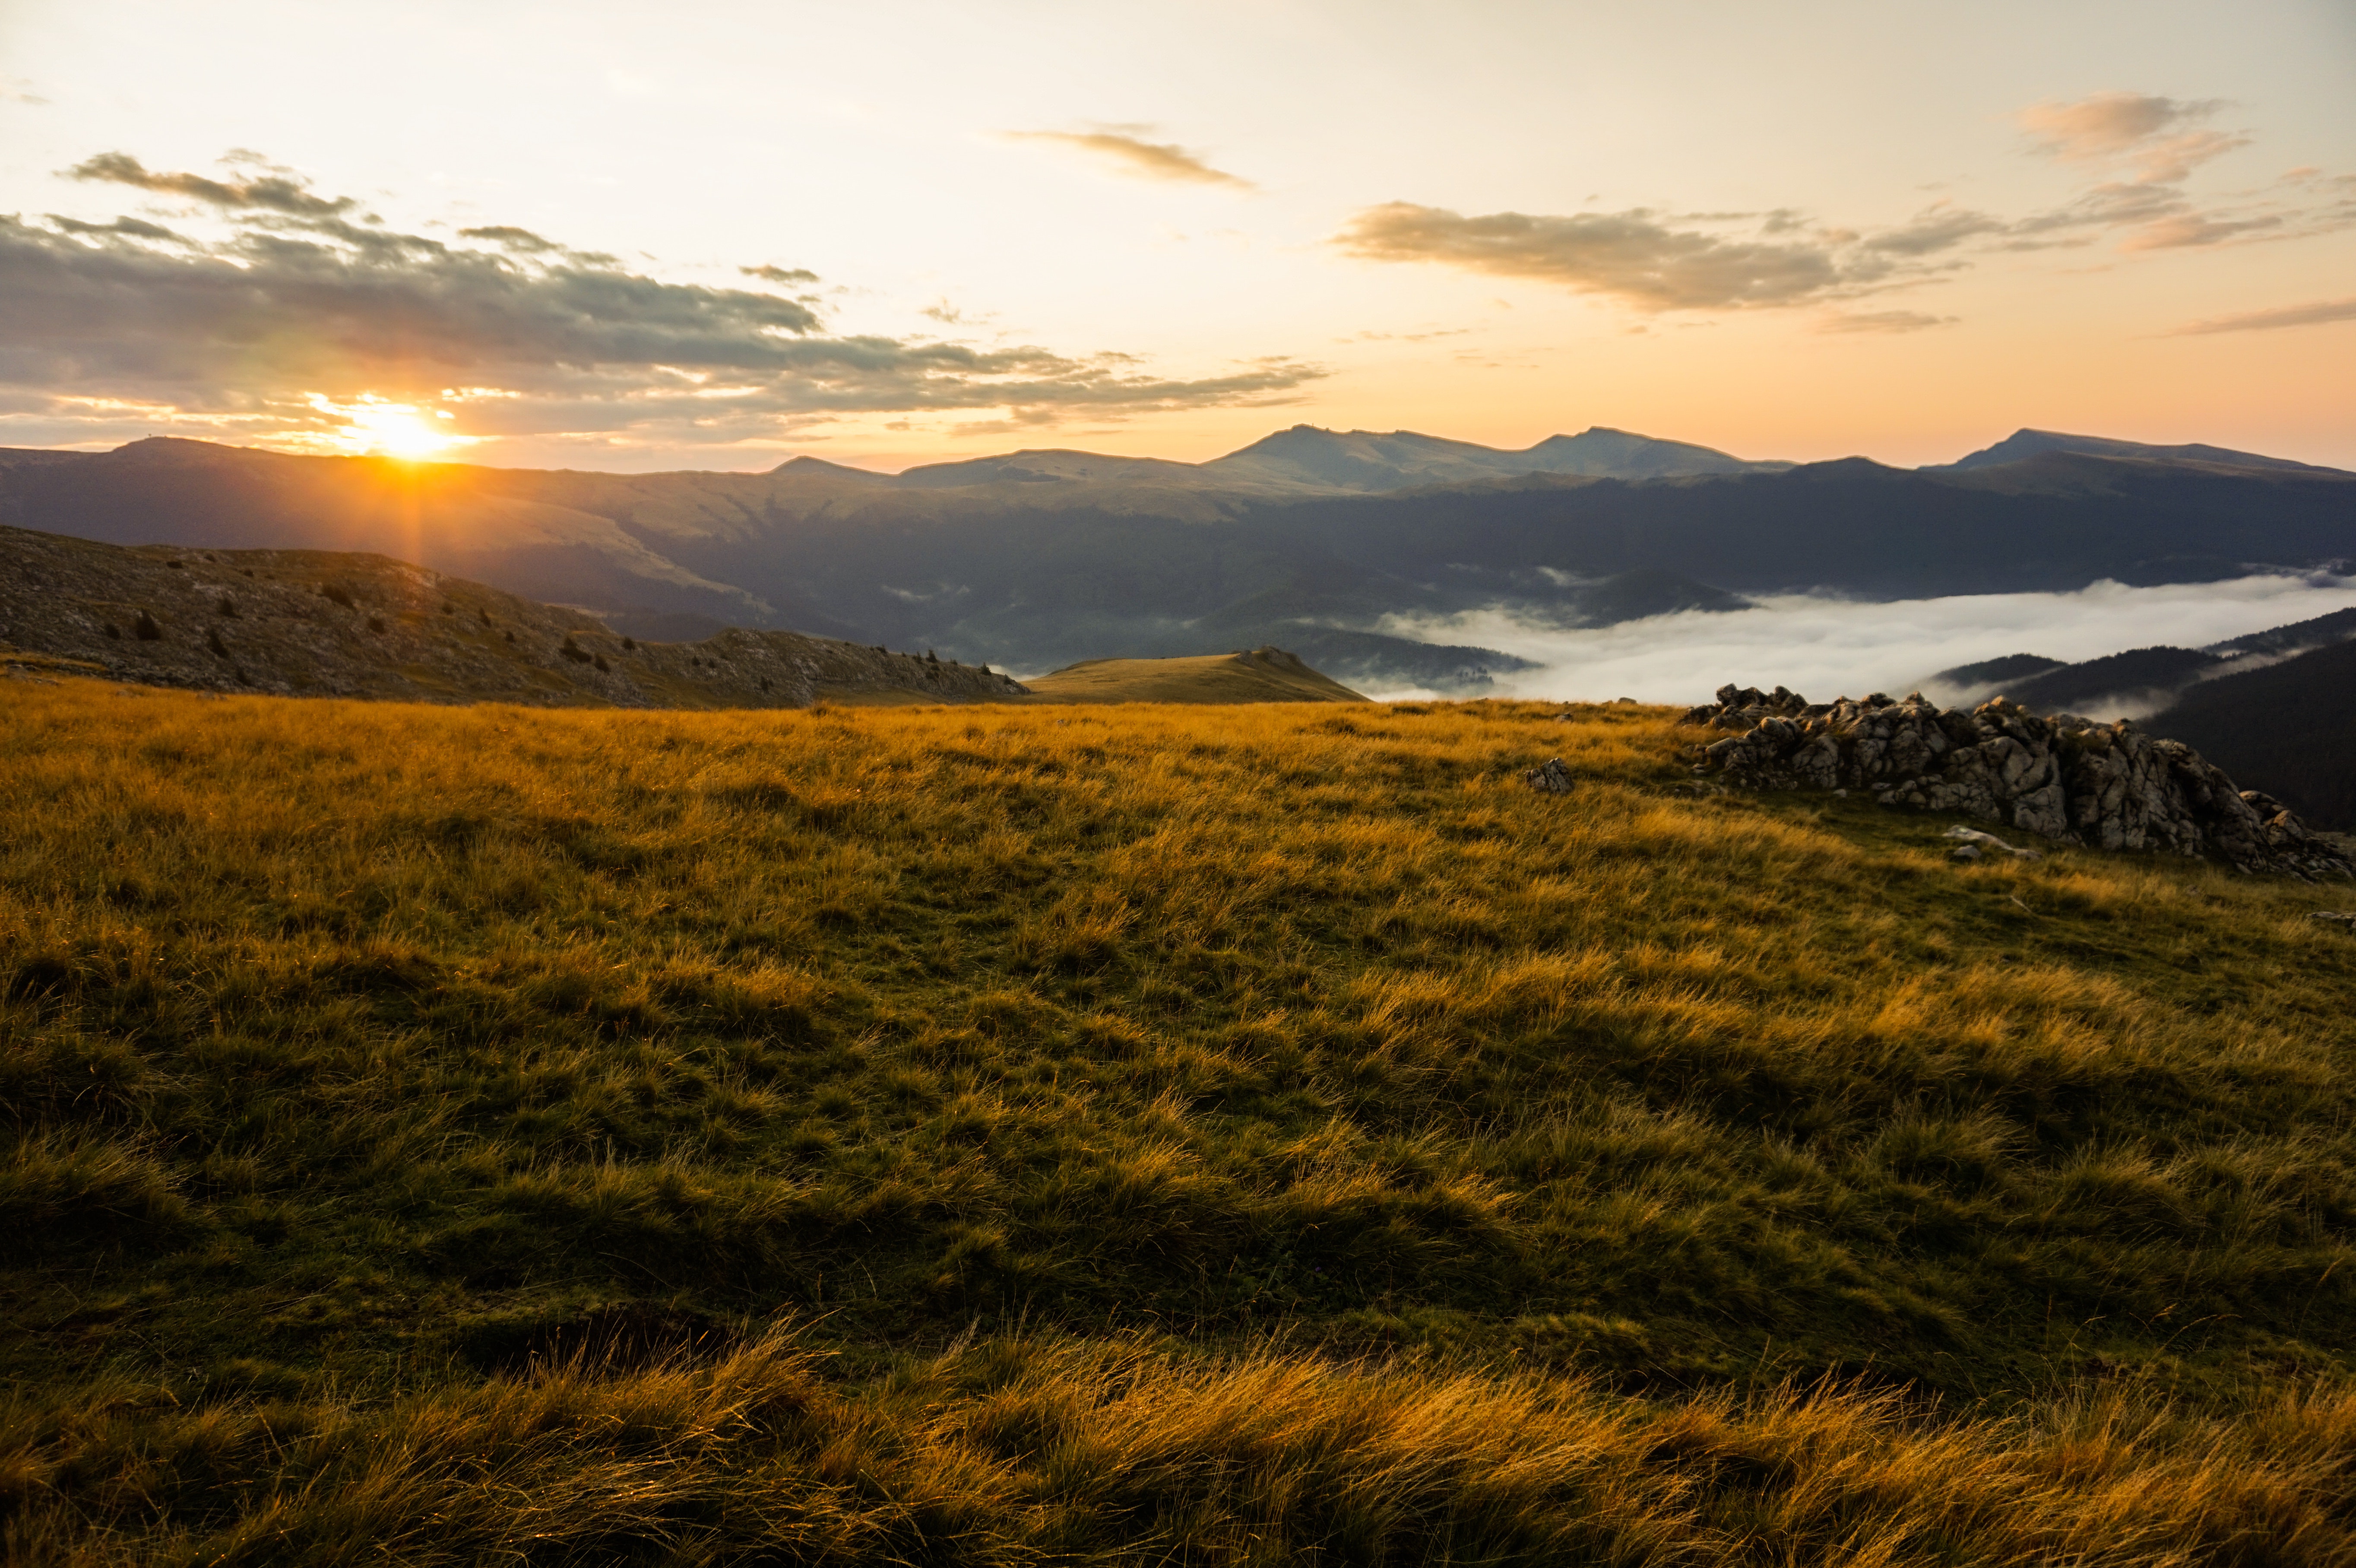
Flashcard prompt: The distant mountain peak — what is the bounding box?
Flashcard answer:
[766,455,887,479]
[1203,423,1784,492]
[1935,428,2349,476]
[1522,427,1785,478]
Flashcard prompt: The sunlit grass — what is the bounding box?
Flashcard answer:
[5,678,2355,1561]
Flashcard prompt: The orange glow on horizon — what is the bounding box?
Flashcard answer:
[312,396,470,462]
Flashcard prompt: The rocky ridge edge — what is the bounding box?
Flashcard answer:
[1683,683,2352,879]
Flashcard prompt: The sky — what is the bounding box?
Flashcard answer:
[2,0,2352,473]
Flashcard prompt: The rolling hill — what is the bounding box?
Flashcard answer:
[1990,645,2229,714]
[0,521,1025,708]
[1928,651,2069,693]
[1018,645,1367,703]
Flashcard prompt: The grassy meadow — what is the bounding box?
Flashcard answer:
[6,676,2356,1563]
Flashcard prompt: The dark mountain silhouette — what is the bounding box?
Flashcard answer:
[2000,647,2229,715]
[1197,424,1783,491]
[1933,428,2348,476]
[2149,638,2356,829]
[1932,652,2068,692]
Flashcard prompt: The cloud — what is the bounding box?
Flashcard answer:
[1370,576,2356,708]
[1816,309,1956,334]
[741,263,819,284]
[2171,297,2356,335]
[2120,212,2283,250]
[1331,202,1916,311]
[2002,92,2298,252]
[1002,130,1253,190]
[2020,92,2212,157]
[2118,129,2250,186]
[2003,178,2191,244]
[66,150,358,218]
[48,214,186,242]
[2,152,1320,453]
[1859,203,2007,256]
[2007,167,2341,255]
[1346,89,2350,313]
[459,225,559,253]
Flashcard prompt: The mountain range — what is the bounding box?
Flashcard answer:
[1,424,2349,692]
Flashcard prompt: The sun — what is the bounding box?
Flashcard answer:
[347,401,459,460]
[318,396,466,461]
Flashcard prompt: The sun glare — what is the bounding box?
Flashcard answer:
[315,396,466,461]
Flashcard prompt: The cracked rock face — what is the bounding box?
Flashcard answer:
[1682,683,2352,879]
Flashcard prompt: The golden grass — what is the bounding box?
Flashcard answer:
[10,1329,2355,1565]
[1018,647,1367,703]
[5,677,2356,1561]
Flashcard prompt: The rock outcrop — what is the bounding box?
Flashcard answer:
[1524,757,1575,794]
[1683,683,2351,878]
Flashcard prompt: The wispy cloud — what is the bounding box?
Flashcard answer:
[459,225,559,254]
[1858,202,2007,256]
[1330,203,1905,312]
[2171,297,2356,335]
[1816,309,1956,334]
[2000,92,2325,253]
[2121,212,2283,250]
[2,151,1319,453]
[1001,128,1254,190]
[2016,92,2240,180]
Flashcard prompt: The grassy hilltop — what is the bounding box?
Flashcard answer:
[7,678,2356,1563]
[1020,646,1367,704]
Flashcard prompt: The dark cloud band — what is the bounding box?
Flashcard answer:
[68,151,357,217]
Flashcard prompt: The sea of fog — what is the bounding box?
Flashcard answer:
[1374,573,2356,710]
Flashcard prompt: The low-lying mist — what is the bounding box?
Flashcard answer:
[1376,574,2356,709]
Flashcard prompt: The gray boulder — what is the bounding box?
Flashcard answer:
[1681,686,2351,879]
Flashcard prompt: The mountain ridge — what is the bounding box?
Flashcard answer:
[0,521,1025,709]
[3,427,2351,690]
[1933,427,2349,477]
